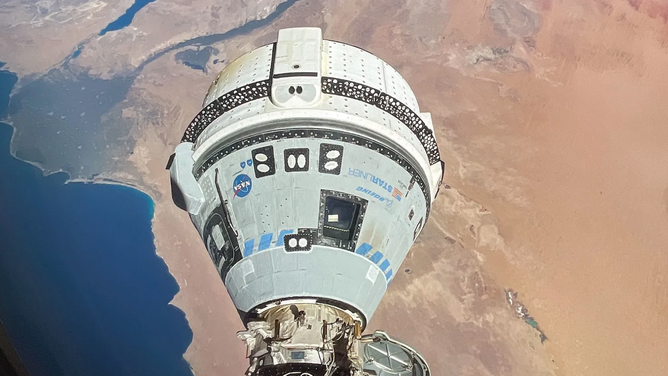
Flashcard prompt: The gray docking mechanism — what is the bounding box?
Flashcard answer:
[169,27,444,376]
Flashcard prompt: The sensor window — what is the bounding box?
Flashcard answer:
[317,190,368,251]
[323,197,360,240]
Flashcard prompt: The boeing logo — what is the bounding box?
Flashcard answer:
[356,186,393,208]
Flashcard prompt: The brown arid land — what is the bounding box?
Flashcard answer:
[0,0,134,76]
[71,0,286,78]
[2,0,668,375]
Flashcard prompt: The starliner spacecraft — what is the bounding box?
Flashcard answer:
[168,27,444,376]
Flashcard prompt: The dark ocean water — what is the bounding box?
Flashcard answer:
[100,0,158,36]
[0,68,193,376]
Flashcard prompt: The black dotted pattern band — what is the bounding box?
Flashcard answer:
[194,129,433,219]
[180,77,441,167]
[181,80,270,143]
[321,77,441,165]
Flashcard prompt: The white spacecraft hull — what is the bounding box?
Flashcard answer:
[169,28,443,376]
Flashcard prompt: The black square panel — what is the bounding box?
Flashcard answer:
[284,148,309,172]
[318,143,343,175]
[283,233,313,252]
[323,197,360,240]
[316,190,367,251]
[251,146,275,178]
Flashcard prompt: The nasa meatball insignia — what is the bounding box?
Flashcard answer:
[233,174,252,198]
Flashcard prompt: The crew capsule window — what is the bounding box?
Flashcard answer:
[323,197,360,240]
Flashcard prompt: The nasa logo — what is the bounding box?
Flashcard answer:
[233,174,252,198]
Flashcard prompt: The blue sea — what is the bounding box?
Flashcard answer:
[0,67,193,376]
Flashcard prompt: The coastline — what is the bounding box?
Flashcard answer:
[1,0,303,202]
[0,119,193,375]
[0,4,306,372]
[3,121,158,200]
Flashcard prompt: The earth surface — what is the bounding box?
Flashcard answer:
[1,0,668,375]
